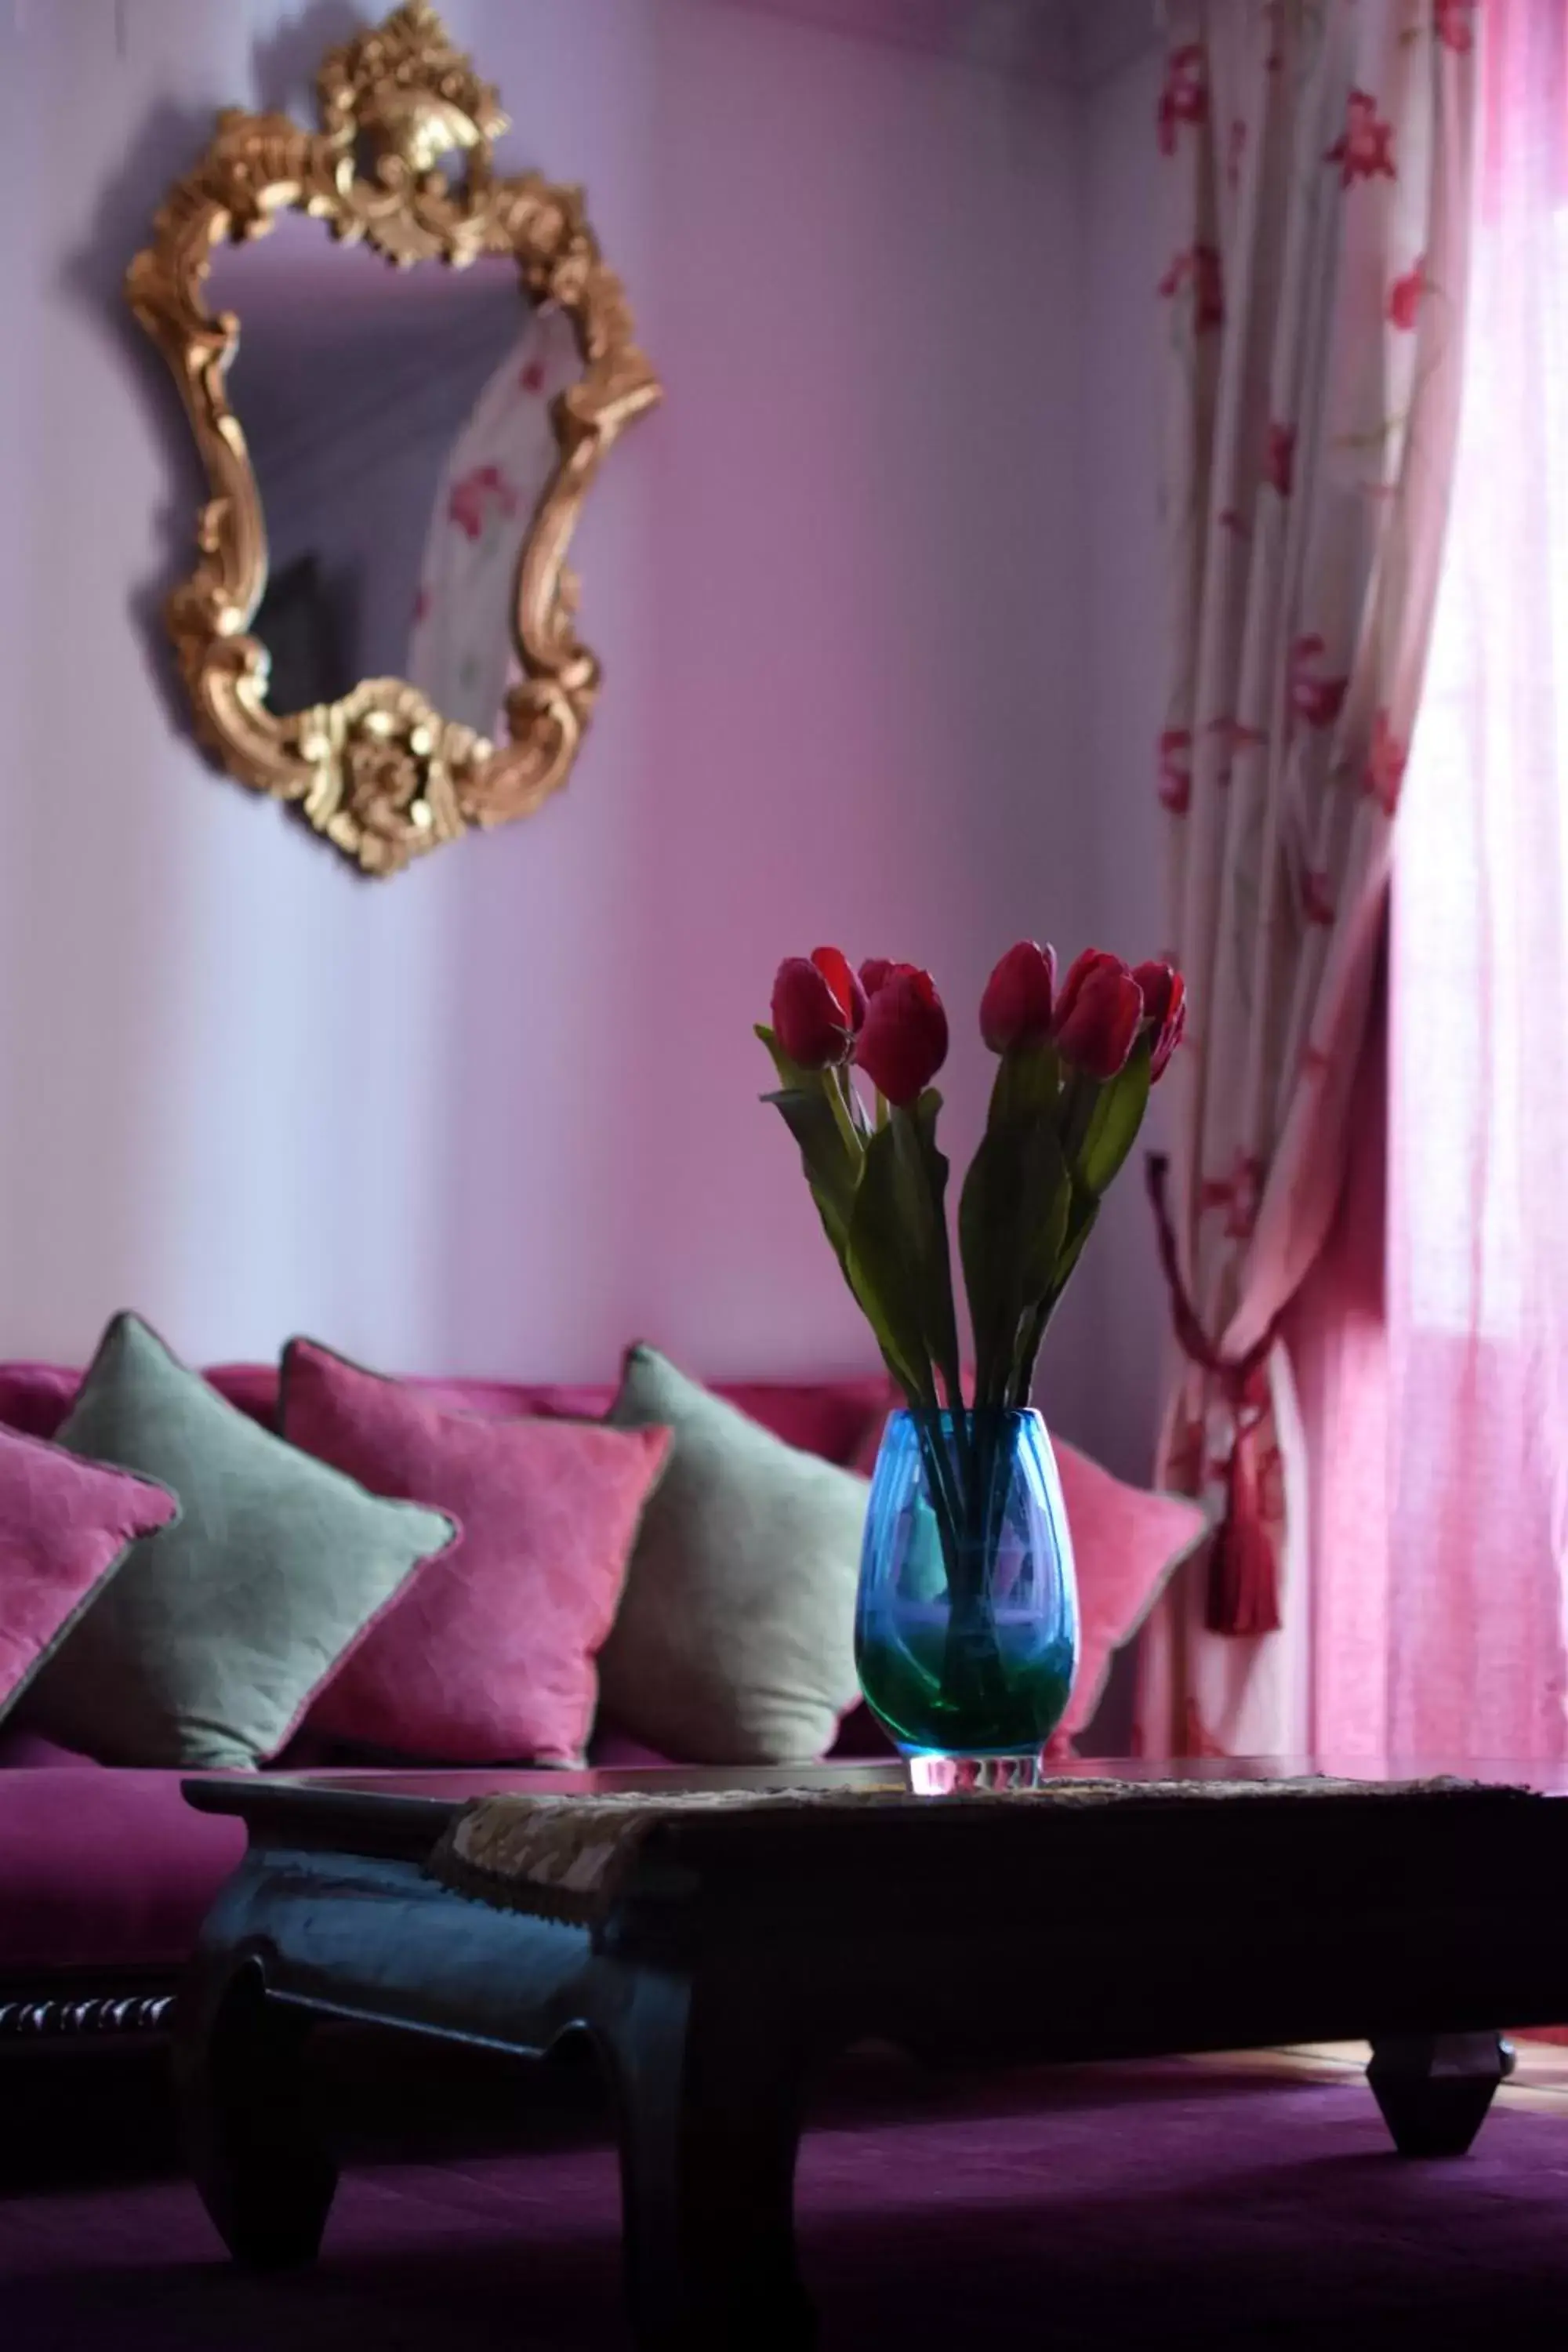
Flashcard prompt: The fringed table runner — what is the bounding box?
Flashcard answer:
[427,1776,1524,1929]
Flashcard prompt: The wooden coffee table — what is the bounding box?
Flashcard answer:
[178,1758,1568,2350]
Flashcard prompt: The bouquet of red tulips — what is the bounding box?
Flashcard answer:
[757,942,1185,1421]
[759,939,1183,1742]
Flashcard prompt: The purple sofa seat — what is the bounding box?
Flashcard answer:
[0,1359,895,1987]
[0,1717,891,1979]
[0,1736,245,1976]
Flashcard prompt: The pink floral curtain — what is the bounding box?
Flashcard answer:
[1315,0,1568,1761]
[407,304,579,742]
[1136,0,1479,1757]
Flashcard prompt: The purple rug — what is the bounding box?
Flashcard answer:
[5,2053,1568,2349]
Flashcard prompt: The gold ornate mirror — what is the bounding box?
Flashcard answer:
[129,2,660,876]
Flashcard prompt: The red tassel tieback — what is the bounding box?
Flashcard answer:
[1146,1153,1284,1638]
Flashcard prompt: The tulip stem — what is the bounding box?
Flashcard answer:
[1058,1071,1101,1169]
[823,1067,864,1163]
[911,1411,967,1577]
[911,1409,1014,1728]
[842,1069,873,1139]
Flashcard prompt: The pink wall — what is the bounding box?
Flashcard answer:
[0,0,1166,1477]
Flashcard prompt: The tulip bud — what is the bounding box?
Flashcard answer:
[859,958,895,999]
[809,946,867,1037]
[771,946,862,1069]
[980,941,1057,1054]
[1053,949,1142,1080]
[854,964,949,1106]
[1132,959,1187,1081]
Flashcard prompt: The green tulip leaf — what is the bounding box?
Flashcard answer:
[847,1120,936,1406]
[755,1022,812,1092]
[988,1038,1060,1131]
[1076,1036,1152,1199]
[1008,1178,1103,1403]
[959,1127,1017,1410]
[764,1084,858,1262]
[1017,1123,1073,1307]
[960,1109,1070,1410]
[897,1098,965,1415]
[1008,1297,1048,1409]
[1044,1183,1099,1315]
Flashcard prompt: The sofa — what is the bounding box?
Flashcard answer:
[0,1352,1198,2060]
[0,1359,899,2053]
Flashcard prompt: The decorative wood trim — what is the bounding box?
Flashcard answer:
[126,2,661,877]
[0,1988,176,2042]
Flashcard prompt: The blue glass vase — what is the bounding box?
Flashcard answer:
[855,1408,1079,1759]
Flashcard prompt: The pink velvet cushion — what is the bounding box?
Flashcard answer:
[1047,1438,1207,1747]
[284,1339,672,1764]
[0,1424,178,1726]
[851,1401,1207,1750]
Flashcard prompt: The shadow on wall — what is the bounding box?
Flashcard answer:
[63,95,215,754]
[249,2,365,120]
[0,82,239,1359]
[66,0,365,790]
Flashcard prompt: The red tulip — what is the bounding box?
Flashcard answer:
[1132,960,1187,1081]
[859,957,895,998]
[771,946,864,1069]
[808,946,867,1036]
[980,941,1057,1054]
[855,964,949,1107]
[1052,949,1142,1080]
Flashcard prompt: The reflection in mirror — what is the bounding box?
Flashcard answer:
[208,214,575,738]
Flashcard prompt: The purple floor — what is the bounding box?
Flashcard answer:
[5,2049,1568,2348]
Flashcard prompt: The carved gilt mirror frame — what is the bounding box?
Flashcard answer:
[128,2,660,876]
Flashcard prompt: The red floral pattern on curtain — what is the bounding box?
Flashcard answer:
[447,464,521,544]
[407,305,578,742]
[1138,0,1479,1759]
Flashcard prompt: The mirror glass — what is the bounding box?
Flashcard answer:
[207,212,573,739]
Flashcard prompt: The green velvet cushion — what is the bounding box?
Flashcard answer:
[21,1313,456,1768]
[598,1345,867,1764]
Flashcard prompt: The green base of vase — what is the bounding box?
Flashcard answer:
[856,1634,1075,1765]
[893,1741,1046,1761]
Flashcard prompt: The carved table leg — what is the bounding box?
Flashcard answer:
[173,1950,338,2268]
[1367,2032,1514,2158]
[597,1971,814,2352]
